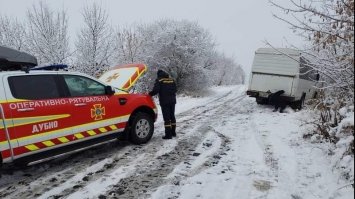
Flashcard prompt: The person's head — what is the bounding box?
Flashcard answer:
[157,69,169,78]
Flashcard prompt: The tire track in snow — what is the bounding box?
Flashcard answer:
[45,91,245,198]
[242,112,281,199]
[61,92,244,197]
[100,124,233,199]
[0,142,130,199]
[157,126,232,199]
[95,93,246,198]
[0,142,135,199]
[151,94,259,199]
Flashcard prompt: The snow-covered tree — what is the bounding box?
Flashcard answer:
[26,1,70,64]
[138,19,216,92]
[74,3,114,77]
[0,15,28,51]
[204,52,245,86]
[114,26,144,64]
[118,19,244,93]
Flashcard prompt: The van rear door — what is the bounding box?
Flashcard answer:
[250,73,295,95]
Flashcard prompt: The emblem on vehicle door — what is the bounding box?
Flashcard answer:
[91,104,106,120]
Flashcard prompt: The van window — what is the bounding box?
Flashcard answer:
[63,75,106,97]
[9,75,60,100]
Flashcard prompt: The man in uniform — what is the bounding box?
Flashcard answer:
[149,70,177,139]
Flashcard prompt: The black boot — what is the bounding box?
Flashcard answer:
[162,124,172,139]
[171,123,176,137]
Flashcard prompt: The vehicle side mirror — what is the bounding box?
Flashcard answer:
[105,86,115,95]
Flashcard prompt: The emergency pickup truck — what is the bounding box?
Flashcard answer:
[0,63,157,167]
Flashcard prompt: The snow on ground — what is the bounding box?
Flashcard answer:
[0,85,353,199]
[151,86,354,199]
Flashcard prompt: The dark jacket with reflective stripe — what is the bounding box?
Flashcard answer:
[149,70,177,105]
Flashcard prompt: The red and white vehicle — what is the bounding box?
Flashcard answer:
[0,64,157,166]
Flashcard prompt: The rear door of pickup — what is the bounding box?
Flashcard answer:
[4,74,75,160]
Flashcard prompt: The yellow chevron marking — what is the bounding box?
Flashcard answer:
[109,125,118,130]
[87,130,97,136]
[75,133,84,139]
[123,66,147,90]
[99,128,108,133]
[129,67,146,88]
[42,141,55,147]
[25,144,39,151]
[58,137,69,143]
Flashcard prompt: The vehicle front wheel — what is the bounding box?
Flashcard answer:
[129,112,154,144]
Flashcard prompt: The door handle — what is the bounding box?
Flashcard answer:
[74,103,87,107]
[17,108,35,112]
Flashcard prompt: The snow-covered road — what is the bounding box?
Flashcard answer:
[0,86,353,199]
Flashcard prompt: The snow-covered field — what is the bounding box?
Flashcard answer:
[0,85,353,199]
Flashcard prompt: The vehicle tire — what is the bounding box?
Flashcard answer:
[129,112,154,145]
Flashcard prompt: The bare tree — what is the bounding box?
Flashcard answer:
[0,15,28,51]
[26,1,70,64]
[74,3,114,77]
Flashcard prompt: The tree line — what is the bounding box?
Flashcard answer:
[0,2,245,94]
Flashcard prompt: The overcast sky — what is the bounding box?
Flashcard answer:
[0,0,303,75]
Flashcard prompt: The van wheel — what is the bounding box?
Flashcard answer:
[129,112,154,145]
